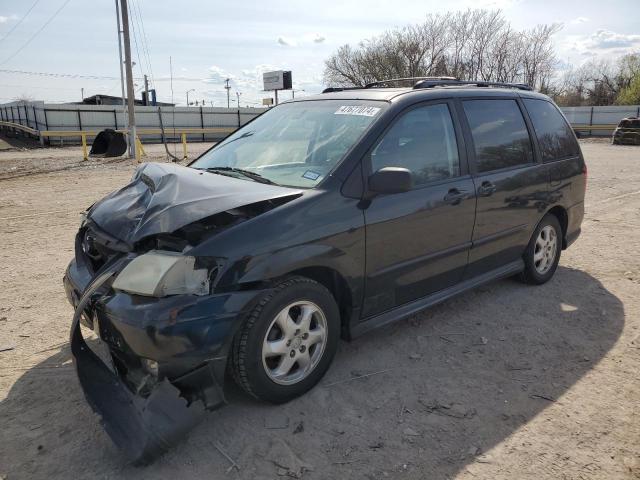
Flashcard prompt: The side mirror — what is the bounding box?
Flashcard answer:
[368,167,413,195]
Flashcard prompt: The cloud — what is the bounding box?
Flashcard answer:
[586,29,640,49]
[276,34,325,46]
[565,29,640,60]
[205,65,235,84]
[277,36,297,47]
[0,14,18,23]
[468,0,522,8]
[570,16,589,25]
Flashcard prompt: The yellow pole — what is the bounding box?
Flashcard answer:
[182,133,188,159]
[81,134,88,160]
[135,136,146,161]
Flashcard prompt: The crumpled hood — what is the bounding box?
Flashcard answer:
[87,162,301,247]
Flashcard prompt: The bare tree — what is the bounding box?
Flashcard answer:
[12,94,36,103]
[323,9,560,90]
[548,53,640,106]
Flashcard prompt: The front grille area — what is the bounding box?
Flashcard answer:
[80,226,125,273]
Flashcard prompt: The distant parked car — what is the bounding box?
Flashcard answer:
[612,117,640,145]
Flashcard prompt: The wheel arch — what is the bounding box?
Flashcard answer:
[286,266,355,340]
[545,205,569,249]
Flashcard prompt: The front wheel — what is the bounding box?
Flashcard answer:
[230,276,340,403]
[518,214,562,285]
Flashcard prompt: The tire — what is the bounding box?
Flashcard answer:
[230,276,340,404]
[518,213,562,285]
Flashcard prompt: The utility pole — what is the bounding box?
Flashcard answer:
[186,88,194,106]
[143,74,149,106]
[120,0,137,160]
[81,87,84,101]
[224,78,231,108]
[115,0,128,150]
[236,91,241,108]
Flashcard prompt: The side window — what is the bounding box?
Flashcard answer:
[523,99,580,161]
[371,103,460,187]
[463,99,534,173]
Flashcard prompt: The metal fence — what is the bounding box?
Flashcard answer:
[1,100,639,143]
[562,105,640,136]
[0,101,267,144]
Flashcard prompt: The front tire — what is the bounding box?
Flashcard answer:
[230,276,340,404]
[519,213,562,285]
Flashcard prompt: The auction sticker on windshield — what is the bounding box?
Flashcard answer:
[334,105,381,116]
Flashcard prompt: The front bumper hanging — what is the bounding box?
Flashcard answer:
[69,267,206,465]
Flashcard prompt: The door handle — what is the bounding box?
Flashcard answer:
[443,188,467,205]
[478,181,497,197]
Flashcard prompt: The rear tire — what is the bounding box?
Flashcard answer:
[518,213,562,285]
[230,276,340,404]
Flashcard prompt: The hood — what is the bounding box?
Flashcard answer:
[87,162,302,247]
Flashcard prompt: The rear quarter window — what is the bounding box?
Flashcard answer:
[523,99,580,161]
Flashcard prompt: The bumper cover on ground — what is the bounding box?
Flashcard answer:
[69,267,206,465]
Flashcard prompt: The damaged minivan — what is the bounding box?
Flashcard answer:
[64,78,586,463]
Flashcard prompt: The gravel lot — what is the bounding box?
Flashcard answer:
[0,139,639,479]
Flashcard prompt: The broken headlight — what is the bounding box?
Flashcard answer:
[112,250,210,297]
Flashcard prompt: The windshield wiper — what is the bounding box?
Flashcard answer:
[200,166,278,185]
[221,131,254,146]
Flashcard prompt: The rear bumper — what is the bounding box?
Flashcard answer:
[64,256,267,463]
[564,201,584,249]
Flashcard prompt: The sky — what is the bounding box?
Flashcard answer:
[0,0,638,106]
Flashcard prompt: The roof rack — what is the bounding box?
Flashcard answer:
[321,87,363,93]
[364,76,457,89]
[413,79,532,91]
[322,78,533,94]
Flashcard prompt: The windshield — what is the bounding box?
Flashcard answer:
[190,100,386,188]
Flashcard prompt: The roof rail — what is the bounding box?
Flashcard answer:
[413,79,533,91]
[321,87,364,93]
[364,76,457,89]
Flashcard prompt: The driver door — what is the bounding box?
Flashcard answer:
[361,101,476,318]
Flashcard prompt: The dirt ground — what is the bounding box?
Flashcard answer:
[0,138,639,479]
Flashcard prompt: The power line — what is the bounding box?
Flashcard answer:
[0,0,72,67]
[132,0,155,88]
[0,0,41,43]
[0,68,143,80]
[126,0,145,85]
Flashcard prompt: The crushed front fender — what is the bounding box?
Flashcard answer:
[69,267,206,465]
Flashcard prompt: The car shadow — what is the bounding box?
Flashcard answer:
[0,266,625,479]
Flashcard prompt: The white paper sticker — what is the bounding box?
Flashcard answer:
[334,105,381,117]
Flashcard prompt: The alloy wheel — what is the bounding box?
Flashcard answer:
[261,301,327,385]
[534,225,557,274]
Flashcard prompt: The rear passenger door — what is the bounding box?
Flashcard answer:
[458,98,548,278]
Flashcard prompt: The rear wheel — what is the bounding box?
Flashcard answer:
[519,213,562,285]
[231,276,339,403]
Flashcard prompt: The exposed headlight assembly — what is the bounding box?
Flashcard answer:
[112,250,210,297]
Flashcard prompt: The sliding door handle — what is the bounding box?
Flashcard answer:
[444,188,467,205]
[478,181,497,196]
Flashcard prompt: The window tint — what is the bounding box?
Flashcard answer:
[463,99,533,173]
[523,99,580,161]
[371,103,460,186]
